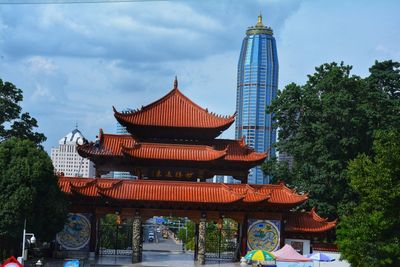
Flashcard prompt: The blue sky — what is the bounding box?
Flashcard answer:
[0,0,399,152]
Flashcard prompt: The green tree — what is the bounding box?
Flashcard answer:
[264,61,400,219]
[205,222,220,253]
[178,221,195,250]
[262,156,292,183]
[177,219,238,252]
[0,138,68,257]
[368,60,400,100]
[99,214,118,248]
[0,79,46,145]
[337,130,400,267]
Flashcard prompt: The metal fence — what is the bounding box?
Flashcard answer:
[99,224,132,256]
[205,225,239,261]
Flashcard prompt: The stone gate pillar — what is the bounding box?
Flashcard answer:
[132,215,142,263]
[198,216,206,265]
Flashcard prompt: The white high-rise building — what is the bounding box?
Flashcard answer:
[51,129,95,177]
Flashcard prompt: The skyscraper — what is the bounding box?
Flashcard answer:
[235,14,279,184]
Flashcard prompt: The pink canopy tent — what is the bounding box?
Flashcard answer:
[272,244,313,262]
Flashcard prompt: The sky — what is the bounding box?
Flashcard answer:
[0,0,399,152]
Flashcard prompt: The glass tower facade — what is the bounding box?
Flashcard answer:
[235,15,278,184]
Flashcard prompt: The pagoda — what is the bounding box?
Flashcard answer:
[56,78,336,264]
[77,77,266,182]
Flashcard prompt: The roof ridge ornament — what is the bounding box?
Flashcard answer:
[220,184,247,200]
[174,76,178,89]
[240,136,246,146]
[70,179,96,189]
[310,207,328,222]
[96,179,123,191]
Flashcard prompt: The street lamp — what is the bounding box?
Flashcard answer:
[21,219,36,265]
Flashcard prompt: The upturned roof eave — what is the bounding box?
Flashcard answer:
[284,208,337,234]
[114,112,235,130]
[112,86,236,130]
[284,223,336,233]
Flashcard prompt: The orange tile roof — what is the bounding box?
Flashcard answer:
[77,130,135,157]
[77,130,267,164]
[113,86,235,129]
[59,177,334,234]
[312,243,339,252]
[285,208,337,233]
[212,138,267,162]
[59,177,307,206]
[121,143,227,161]
[229,183,309,205]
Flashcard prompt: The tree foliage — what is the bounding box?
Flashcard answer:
[98,214,133,249]
[263,61,400,219]
[0,138,68,255]
[178,221,196,250]
[336,130,400,267]
[0,79,46,145]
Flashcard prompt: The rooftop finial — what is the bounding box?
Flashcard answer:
[75,121,78,129]
[246,12,272,35]
[174,76,178,89]
[257,13,263,25]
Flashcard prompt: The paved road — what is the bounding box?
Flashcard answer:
[93,251,242,267]
[142,225,183,252]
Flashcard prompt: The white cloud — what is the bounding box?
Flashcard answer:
[375,44,400,59]
[31,83,56,102]
[24,56,58,74]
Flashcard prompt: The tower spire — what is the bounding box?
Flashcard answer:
[174,76,178,89]
[257,13,263,25]
[246,12,272,35]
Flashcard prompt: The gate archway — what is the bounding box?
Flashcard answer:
[59,177,337,265]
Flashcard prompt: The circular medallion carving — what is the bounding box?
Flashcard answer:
[56,214,91,250]
[247,220,280,251]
